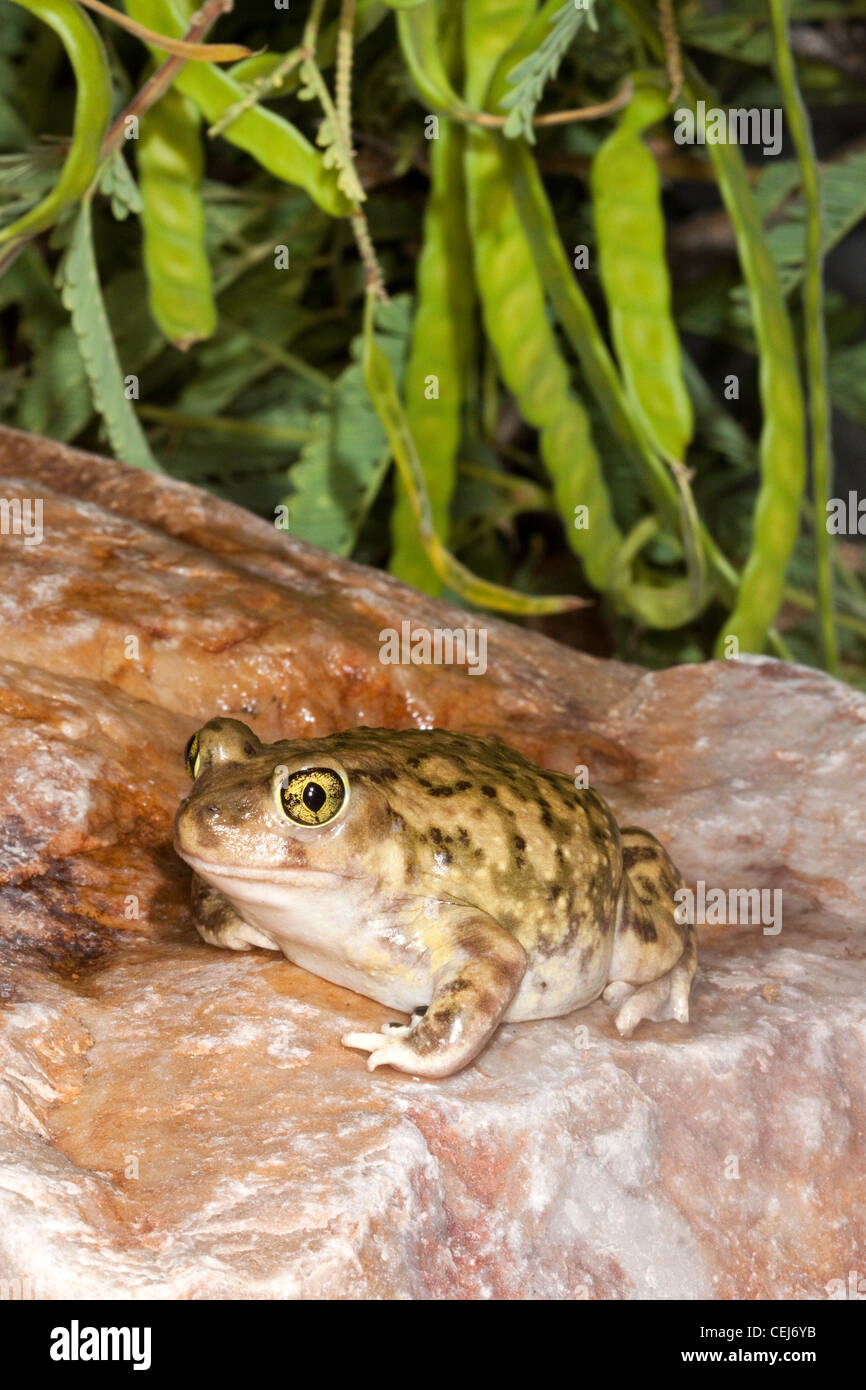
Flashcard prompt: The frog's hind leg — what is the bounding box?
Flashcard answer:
[342,907,526,1077]
[604,828,697,1036]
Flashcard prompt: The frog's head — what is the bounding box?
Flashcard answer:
[173,718,390,886]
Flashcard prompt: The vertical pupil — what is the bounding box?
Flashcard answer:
[185,733,199,773]
[303,781,327,813]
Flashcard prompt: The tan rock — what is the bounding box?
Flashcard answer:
[1,425,863,1299]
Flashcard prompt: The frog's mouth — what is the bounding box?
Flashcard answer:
[176,847,351,888]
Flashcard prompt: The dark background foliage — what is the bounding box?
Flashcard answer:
[1,0,865,682]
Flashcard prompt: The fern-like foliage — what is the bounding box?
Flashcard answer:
[829,339,866,432]
[501,0,598,143]
[770,151,866,296]
[57,202,160,472]
[297,59,366,206]
[287,296,411,554]
[97,153,143,223]
[731,150,866,322]
[315,112,366,204]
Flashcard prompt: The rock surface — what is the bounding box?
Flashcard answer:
[0,424,864,1299]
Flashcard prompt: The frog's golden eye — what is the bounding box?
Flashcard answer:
[184,731,201,780]
[278,767,346,827]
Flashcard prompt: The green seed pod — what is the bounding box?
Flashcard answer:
[125,0,351,218]
[137,85,216,349]
[612,1,808,655]
[463,0,623,592]
[391,1,473,595]
[0,0,112,250]
[390,118,473,594]
[591,79,693,464]
[700,104,807,658]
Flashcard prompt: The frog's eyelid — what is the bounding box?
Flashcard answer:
[184,731,201,779]
[272,764,348,791]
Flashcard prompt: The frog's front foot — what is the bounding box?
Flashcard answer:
[342,910,526,1078]
[190,874,279,953]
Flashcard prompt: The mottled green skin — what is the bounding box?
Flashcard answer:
[174,720,697,1077]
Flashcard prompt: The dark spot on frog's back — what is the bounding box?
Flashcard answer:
[545,774,576,810]
[662,867,681,898]
[586,805,613,846]
[481,785,497,798]
[630,910,658,942]
[347,766,399,785]
[622,843,658,869]
[623,879,659,939]
[635,872,660,905]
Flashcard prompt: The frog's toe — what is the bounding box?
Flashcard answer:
[602,980,635,1007]
[341,1029,461,1077]
[341,1030,390,1054]
[341,1032,415,1074]
[198,920,277,952]
[611,966,692,1036]
[365,1044,411,1073]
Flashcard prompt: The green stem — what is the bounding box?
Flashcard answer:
[137,404,310,442]
[241,334,335,394]
[459,459,553,510]
[302,0,329,52]
[335,0,357,139]
[208,50,304,138]
[767,0,836,674]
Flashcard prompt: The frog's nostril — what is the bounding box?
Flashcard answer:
[204,804,220,816]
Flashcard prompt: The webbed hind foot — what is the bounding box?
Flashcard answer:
[606,926,697,1036]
